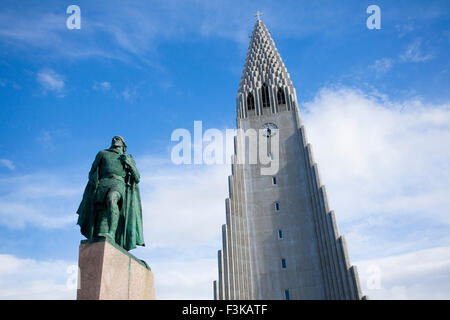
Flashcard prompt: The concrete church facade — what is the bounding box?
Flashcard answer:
[213,18,366,300]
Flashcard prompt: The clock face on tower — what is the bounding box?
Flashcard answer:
[262,123,278,137]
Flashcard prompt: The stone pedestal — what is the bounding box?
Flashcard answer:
[77,237,156,300]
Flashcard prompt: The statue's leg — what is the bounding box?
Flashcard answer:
[95,204,109,236]
[106,190,122,240]
[95,185,110,238]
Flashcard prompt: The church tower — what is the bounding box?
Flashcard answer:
[213,17,365,300]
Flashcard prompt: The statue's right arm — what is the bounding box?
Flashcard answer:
[88,151,103,183]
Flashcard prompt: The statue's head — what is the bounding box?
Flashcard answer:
[111,136,127,153]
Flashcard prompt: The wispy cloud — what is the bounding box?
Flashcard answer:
[368,38,435,77]
[0,78,21,89]
[400,39,434,63]
[120,82,146,101]
[0,1,365,66]
[0,172,81,229]
[0,159,15,170]
[36,130,55,151]
[92,81,111,92]
[395,22,415,38]
[369,58,394,77]
[36,69,65,96]
[122,87,135,101]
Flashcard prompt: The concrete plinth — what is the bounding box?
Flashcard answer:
[77,237,156,300]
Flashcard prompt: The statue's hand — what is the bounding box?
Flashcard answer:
[120,154,132,168]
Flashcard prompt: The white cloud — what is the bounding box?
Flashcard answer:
[0,173,81,229]
[0,152,229,239]
[302,87,450,259]
[370,58,394,77]
[36,130,55,151]
[122,87,132,100]
[0,156,227,299]
[0,159,15,170]
[0,252,217,300]
[0,79,20,89]
[0,254,76,299]
[357,246,450,299]
[368,38,435,77]
[121,84,143,101]
[136,159,229,249]
[2,86,449,299]
[399,39,434,63]
[151,257,218,299]
[93,81,111,91]
[119,156,229,299]
[396,22,415,38]
[302,87,450,299]
[36,69,65,95]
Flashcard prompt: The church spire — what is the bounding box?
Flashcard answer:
[236,19,296,119]
[238,18,293,95]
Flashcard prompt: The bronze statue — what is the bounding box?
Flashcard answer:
[77,136,145,251]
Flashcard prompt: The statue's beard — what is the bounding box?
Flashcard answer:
[111,143,123,151]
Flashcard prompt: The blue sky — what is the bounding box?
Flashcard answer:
[0,0,449,299]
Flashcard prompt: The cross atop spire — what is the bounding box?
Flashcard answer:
[254,11,263,21]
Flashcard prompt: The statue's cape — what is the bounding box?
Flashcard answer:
[120,182,145,251]
[76,150,145,251]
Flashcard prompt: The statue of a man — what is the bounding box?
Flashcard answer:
[77,136,145,251]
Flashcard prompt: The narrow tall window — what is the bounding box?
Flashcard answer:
[278,230,283,239]
[284,289,290,300]
[281,258,287,269]
[277,87,286,105]
[275,202,280,211]
[247,92,255,111]
[261,83,270,108]
[272,176,277,185]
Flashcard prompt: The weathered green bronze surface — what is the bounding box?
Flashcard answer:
[77,136,145,251]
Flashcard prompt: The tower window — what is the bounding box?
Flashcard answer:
[275,202,280,211]
[277,88,286,105]
[247,92,255,111]
[281,258,287,269]
[261,83,270,108]
[272,176,277,185]
[284,289,290,300]
[278,230,283,239]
